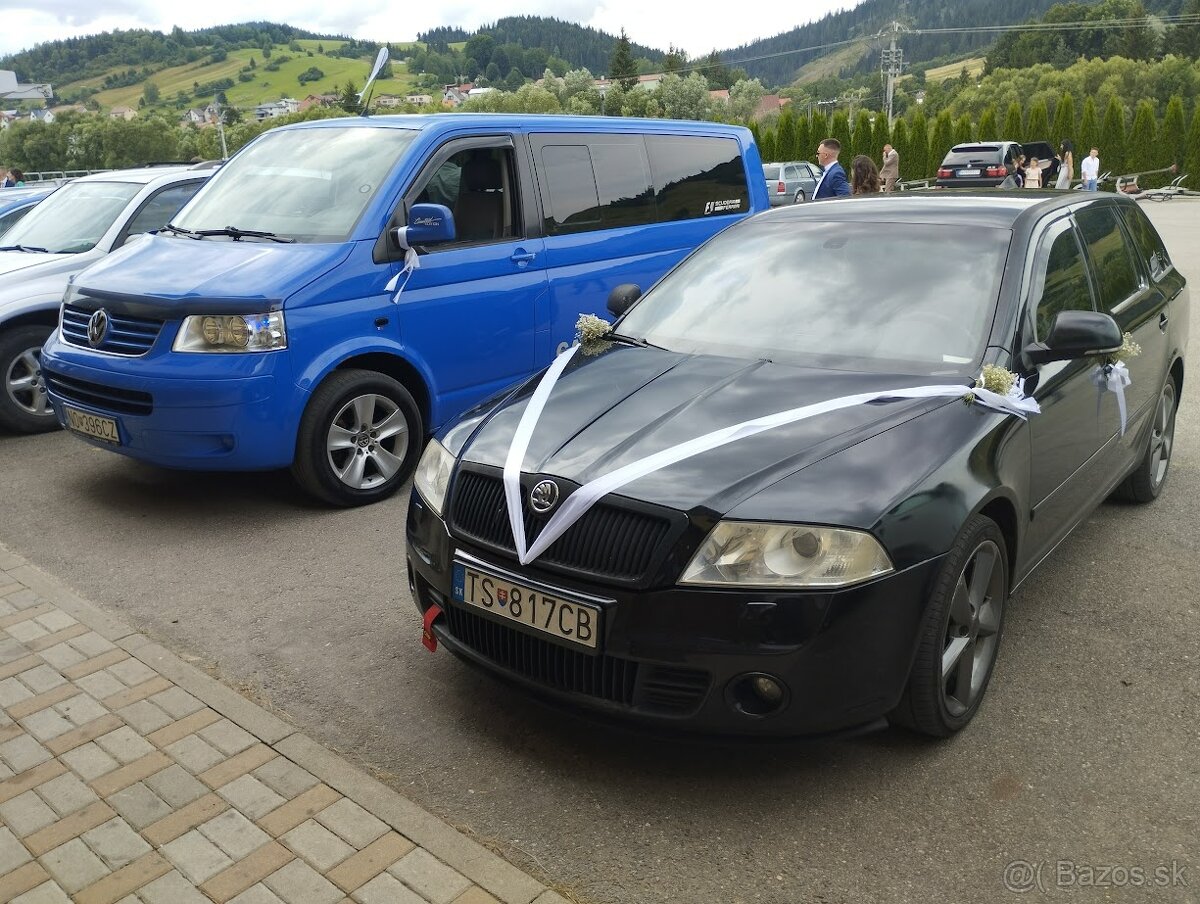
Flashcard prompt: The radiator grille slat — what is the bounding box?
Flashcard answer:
[61,304,163,356]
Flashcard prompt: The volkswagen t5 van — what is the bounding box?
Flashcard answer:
[41,114,767,505]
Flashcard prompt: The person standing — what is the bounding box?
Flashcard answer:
[812,138,850,200]
[851,155,881,194]
[1081,147,1100,191]
[1025,156,1042,188]
[880,143,899,192]
[1054,140,1074,190]
[0,167,12,188]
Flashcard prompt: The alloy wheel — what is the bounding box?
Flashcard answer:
[4,346,50,418]
[1149,381,1176,490]
[941,539,1005,717]
[325,393,410,490]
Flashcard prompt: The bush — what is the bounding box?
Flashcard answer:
[297,67,325,86]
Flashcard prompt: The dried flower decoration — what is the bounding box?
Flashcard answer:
[575,313,614,356]
[1105,332,1141,366]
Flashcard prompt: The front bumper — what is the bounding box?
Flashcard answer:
[41,328,300,470]
[406,489,945,737]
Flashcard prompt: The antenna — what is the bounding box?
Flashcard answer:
[358,47,390,116]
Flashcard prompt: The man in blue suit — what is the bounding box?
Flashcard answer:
[812,138,850,200]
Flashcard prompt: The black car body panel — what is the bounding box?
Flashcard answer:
[406,192,1188,736]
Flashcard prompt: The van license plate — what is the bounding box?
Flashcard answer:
[64,406,121,444]
[452,563,600,651]
[958,168,980,177]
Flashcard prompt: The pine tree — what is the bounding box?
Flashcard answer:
[1078,97,1098,161]
[977,106,998,141]
[337,81,360,113]
[1160,96,1186,170]
[931,110,954,168]
[870,114,889,165]
[1185,108,1200,189]
[1026,98,1050,143]
[852,109,872,161]
[777,110,797,162]
[954,113,974,147]
[908,108,929,180]
[1051,92,1076,153]
[1127,99,1157,176]
[891,119,910,181]
[793,111,811,162]
[1002,101,1023,141]
[830,110,852,163]
[609,29,638,91]
[759,126,777,163]
[1100,96,1127,177]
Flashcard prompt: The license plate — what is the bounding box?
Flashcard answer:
[64,406,120,444]
[958,168,980,177]
[452,563,601,650]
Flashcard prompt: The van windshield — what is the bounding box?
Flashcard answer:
[173,126,417,243]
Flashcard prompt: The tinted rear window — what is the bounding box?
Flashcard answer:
[942,146,1004,165]
[646,135,749,221]
[763,165,781,179]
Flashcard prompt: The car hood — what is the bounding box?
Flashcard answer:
[72,235,352,311]
[458,346,962,515]
[0,251,80,279]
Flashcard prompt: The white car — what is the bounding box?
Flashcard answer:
[0,165,211,433]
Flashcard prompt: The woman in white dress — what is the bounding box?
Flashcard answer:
[1054,140,1074,190]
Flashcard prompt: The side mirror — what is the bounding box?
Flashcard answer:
[1021,310,1122,368]
[607,283,642,318]
[393,203,455,249]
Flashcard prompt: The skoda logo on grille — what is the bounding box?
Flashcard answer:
[529,479,560,514]
[87,309,110,348]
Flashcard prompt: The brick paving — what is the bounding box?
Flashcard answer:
[0,544,567,904]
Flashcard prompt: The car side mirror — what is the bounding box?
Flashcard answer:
[1021,310,1122,368]
[607,283,642,318]
[393,203,455,249]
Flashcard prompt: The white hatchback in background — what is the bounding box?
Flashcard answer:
[0,164,213,434]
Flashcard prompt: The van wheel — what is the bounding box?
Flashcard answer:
[0,325,57,434]
[292,369,422,507]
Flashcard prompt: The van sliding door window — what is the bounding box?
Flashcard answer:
[645,135,749,221]
[535,135,655,235]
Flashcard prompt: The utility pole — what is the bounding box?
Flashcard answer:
[880,22,905,127]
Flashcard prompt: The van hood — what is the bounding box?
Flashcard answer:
[71,235,353,312]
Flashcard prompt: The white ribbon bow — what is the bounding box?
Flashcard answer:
[502,347,1040,566]
[384,228,420,303]
[1095,362,1132,436]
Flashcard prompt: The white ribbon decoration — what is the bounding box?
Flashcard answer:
[1095,362,1132,436]
[502,349,1040,566]
[384,229,420,303]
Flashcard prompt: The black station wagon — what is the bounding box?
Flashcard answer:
[405,192,1187,738]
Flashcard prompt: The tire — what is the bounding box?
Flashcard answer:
[1115,375,1178,503]
[291,369,423,507]
[0,325,57,434]
[794,189,807,204]
[891,514,1010,737]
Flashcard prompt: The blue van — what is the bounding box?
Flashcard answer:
[41,114,768,504]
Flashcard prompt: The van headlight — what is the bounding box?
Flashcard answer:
[174,312,287,352]
[414,439,455,517]
[680,521,893,588]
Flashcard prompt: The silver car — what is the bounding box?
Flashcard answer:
[763,161,820,206]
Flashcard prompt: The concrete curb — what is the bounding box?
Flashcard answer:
[1,541,559,904]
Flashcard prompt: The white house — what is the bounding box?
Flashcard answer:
[29,109,55,123]
[253,98,301,121]
[405,94,433,106]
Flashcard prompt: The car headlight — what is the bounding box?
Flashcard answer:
[680,521,893,588]
[173,312,286,353]
[413,439,455,517]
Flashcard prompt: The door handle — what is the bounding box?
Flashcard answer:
[510,250,536,265]
[1160,312,1169,331]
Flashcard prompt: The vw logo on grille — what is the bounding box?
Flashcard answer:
[87,309,110,348]
[529,479,560,514]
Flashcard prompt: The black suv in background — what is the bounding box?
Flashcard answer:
[937,140,1059,189]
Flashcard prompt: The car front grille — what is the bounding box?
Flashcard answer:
[61,304,163,356]
[448,469,672,583]
[45,370,153,416]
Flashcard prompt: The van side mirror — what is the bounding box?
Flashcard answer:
[393,203,455,249]
[1021,310,1122,368]
[607,284,642,318]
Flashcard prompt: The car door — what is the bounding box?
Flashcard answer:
[1019,215,1107,561]
[391,134,545,420]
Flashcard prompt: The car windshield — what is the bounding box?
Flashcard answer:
[0,181,141,253]
[618,217,1011,376]
[173,126,417,243]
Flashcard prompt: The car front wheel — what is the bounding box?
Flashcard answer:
[291,369,422,507]
[892,513,1009,737]
[0,325,57,434]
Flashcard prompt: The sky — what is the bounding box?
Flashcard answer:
[0,0,851,60]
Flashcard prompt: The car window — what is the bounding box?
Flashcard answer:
[763,165,781,180]
[535,136,656,235]
[1028,219,1094,340]
[1119,204,1172,281]
[412,145,518,245]
[0,205,32,239]
[646,135,750,221]
[124,182,203,240]
[1075,207,1143,311]
[0,180,142,253]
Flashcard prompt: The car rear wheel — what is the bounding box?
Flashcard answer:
[794,189,807,204]
[892,513,1009,737]
[1115,376,1177,503]
[291,369,422,507]
[0,325,58,434]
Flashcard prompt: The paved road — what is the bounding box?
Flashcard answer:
[2,204,1198,904]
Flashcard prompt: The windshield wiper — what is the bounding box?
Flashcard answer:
[0,244,50,253]
[608,332,665,350]
[192,226,295,243]
[159,222,201,239]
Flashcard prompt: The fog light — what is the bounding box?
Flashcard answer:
[727,672,790,718]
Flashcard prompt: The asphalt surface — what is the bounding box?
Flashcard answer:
[2,203,1198,904]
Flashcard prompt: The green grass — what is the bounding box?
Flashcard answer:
[66,41,422,114]
[792,39,872,85]
[924,57,987,83]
